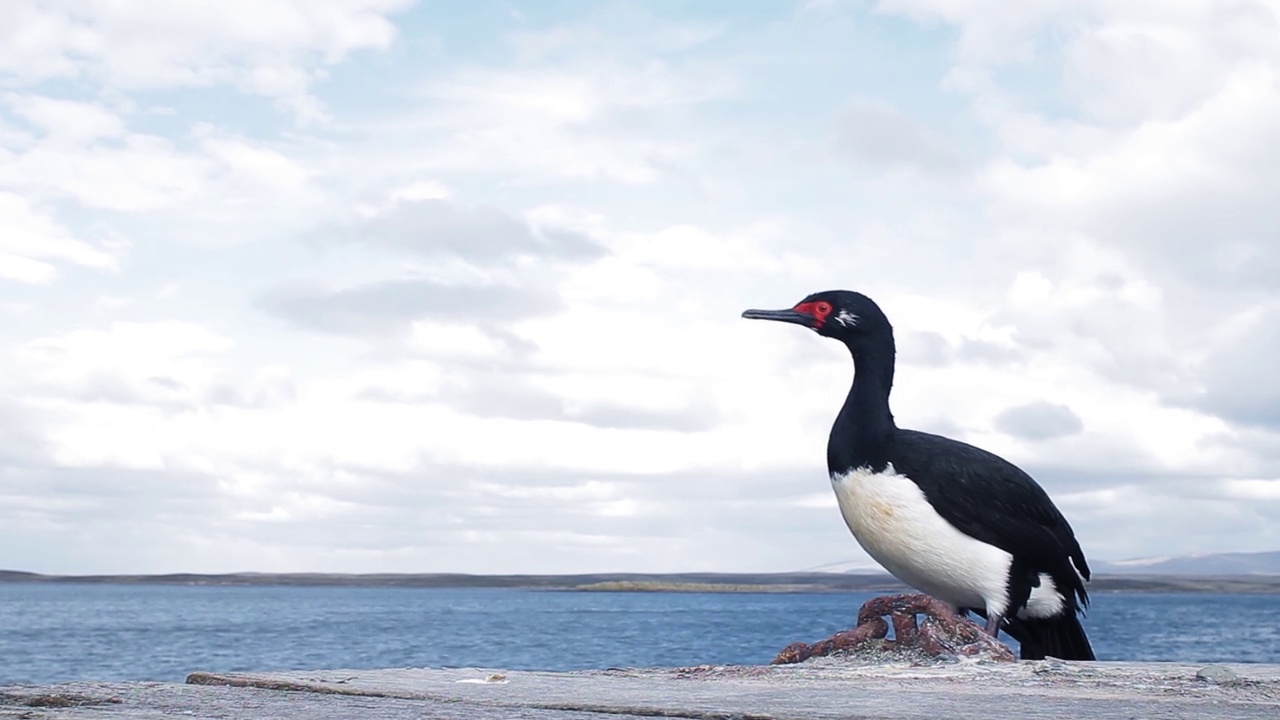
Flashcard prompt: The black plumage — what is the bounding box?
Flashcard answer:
[889,432,1091,610]
[888,430,1093,659]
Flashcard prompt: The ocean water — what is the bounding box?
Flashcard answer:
[2,584,1278,685]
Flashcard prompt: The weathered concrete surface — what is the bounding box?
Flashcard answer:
[4,661,1280,719]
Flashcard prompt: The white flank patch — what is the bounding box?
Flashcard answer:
[830,464,1013,615]
[1021,574,1065,619]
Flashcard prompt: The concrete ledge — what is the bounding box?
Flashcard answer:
[4,661,1279,719]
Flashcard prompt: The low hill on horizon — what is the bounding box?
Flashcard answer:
[1094,550,1280,576]
[4,565,1280,594]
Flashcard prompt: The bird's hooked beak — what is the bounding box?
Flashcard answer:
[741,307,815,327]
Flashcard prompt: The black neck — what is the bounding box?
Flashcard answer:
[827,335,897,475]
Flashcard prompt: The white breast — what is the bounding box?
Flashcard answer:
[830,465,1013,616]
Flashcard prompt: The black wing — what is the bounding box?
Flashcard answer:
[888,429,1090,607]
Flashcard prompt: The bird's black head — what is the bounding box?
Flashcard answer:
[742,290,892,347]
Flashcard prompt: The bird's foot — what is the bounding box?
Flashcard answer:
[771,593,1015,665]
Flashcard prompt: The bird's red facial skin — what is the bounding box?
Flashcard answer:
[794,301,833,328]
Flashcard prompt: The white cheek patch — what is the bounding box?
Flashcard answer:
[834,310,859,327]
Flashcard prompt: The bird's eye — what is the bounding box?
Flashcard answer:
[815,302,832,316]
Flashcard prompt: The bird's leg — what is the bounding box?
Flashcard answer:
[983,612,1003,637]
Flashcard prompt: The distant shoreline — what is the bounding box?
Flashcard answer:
[4,569,1280,594]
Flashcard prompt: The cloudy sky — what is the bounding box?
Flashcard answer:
[2,0,1279,575]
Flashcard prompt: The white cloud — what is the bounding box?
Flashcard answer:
[1223,478,1280,500]
[0,131,213,211]
[0,0,413,118]
[411,67,696,183]
[834,98,968,175]
[0,102,327,247]
[4,93,126,142]
[389,179,452,203]
[15,321,234,402]
[197,130,312,193]
[355,19,737,186]
[0,191,118,283]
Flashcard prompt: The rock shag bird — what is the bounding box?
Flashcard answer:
[744,290,1094,661]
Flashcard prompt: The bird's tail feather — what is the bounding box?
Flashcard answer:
[1013,614,1095,661]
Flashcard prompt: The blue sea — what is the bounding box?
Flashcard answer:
[2,585,1278,685]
